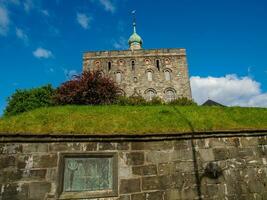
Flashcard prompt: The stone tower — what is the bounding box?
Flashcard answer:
[83,13,192,101]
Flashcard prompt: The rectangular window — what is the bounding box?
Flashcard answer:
[58,153,118,199]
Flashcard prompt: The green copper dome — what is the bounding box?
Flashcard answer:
[128,32,143,45]
[128,21,143,46]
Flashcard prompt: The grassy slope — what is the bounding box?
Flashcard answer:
[0,105,267,135]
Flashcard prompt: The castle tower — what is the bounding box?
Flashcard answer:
[83,12,192,101]
[128,11,143,50]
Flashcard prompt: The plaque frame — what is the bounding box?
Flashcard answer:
[57,152,118,199]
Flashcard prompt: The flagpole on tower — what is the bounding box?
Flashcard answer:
[132,10,136,33]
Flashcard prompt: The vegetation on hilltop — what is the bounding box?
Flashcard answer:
[4,84,54,116]
[3,70,196,116]
[0,105,266,135]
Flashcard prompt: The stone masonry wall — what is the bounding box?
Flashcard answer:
[0,134,267,200]
[82,49,192,101]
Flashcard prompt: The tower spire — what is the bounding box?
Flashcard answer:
[128,10,143,50]
[132,10,136,33]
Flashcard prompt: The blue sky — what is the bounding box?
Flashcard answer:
[0,0,267,115]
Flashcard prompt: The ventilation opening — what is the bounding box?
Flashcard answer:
[131,60,135,71]
[108,62,111,71]
[156,60,160,71]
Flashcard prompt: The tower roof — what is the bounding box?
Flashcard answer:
[128,10,143,50]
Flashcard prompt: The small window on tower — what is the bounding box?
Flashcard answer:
[164,70,171,81]
[156,60,160,71]
[147,71,153,81]
[131,60,135,71]
[116,72,122,83]
[108,62,112,71]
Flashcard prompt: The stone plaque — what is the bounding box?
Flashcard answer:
[63,157,113,192]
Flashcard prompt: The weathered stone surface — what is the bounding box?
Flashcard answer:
[132,165,157,176]
[23,144,48,153]
[33,154,58,168]
[0,168,22,183]
[83,48,192,101]
[0,144,22,154]
[118,195,131,200]
[81,142,97,151]
[99,142,116,150]
[28,182,51,200]
[132,141,173,150]
[49,143,80,152]
[213,148,229,160]
[117,142,130,150]
[119,178,141,194]
[1,135,267,199]
[142,175,170,191]
[126,152,144,165]
[0,183,28,200]
[0,156,15,168]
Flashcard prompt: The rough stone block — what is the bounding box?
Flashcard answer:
[0,183,28,200]
[198,149,215,162]
[0,169,23,183]
[142,175,170,191]
[117,142,130,150]
[132,141,173,150]
[119,178,141,194]
[146,151,170,163]
[33,154,58,168]
[28,182,51,200]
[171,149,192,161]
[98,142,116,150]
[118,195,131,200]
[0,144,22,154]
[126,152,144,165]
[173,161,194,172]
[173,140,190,150]
[81,142,97,151]
[158,163,171,175]
[132,165,157,176]
[49,143,80,152]
[213,148,229,160]
[23,144,48,153]
[0,156,16,168]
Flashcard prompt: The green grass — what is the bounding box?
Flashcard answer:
[0,105,267,135]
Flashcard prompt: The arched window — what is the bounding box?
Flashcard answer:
[116,89,125,96]
[131,60,135,71]
[147,71,153,81]
[116,72,122,83]
[156,59,160,71]
[108,61,111,71]
[165,89,176,102]
[164,70,171,81]
[145,89,156,101]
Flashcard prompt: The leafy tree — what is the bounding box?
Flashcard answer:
[4,84,55,116]
[54,70,119,105]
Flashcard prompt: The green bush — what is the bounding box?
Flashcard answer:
[148,96,163,105]
[168,97,197,106]
[116,96,147,106]
[4,84,55,116]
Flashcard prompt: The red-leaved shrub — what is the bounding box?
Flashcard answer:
[54,70,119,105]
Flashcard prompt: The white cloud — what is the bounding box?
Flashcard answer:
[41,9,49,16]
[0,5,9,36]
[63,69,78,79]
[76,13,92,29]
[33,47,53,59]
[23,0,34,12]
[16,27,28,43]
[98,0,115,13]
[190,74,267,107]
[113,37,127,49]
